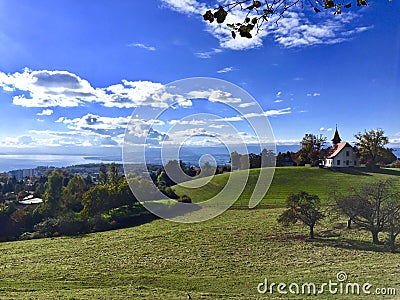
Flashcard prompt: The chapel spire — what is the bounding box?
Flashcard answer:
[331,125,342,146]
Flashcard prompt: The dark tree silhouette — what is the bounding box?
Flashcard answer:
[204,0,369,39]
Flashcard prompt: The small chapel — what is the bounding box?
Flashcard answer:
[322,127,359,168]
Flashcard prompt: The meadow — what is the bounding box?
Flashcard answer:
[0,167,399,299]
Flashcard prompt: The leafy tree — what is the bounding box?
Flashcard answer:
[203,0,369,40]
[62,175,86,212]
[84,174,94,187]
[378,147,397,166]
[98,164,108,185]
[81,185,111,217]
[2,179,15,194]
[157,160,190,188]
[261,148,276,167]
[34,182,46,198]
[296,134,327,166]
[41,170,64,217]
[354,128,390,168]
[230,151,241,170]
[335,180,399,244]
[109,162,122,188]
[278,191,324,239]
[116,178,137,206]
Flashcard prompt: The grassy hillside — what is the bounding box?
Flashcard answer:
[174,167,400,206]
[0,167,399,299]
[0,208,399,299]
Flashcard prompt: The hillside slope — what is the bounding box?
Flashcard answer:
[173,167,400,206]
[0,208,399,299]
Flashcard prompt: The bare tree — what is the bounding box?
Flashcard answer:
[335,179,400,245]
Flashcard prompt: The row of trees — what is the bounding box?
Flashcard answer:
[278,180,400,252]
[0,163,150,241]
[229,129,397,170]
[230,149,276,170]
[296,129,397,167]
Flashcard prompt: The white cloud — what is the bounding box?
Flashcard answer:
[60,114,130,133]
[187,89,242,104]
[208,124,227,129]
[127,43,156,51]
[238,102,256,108]
[244,107,292,118]
[214,116,244,122]
[161,0,206,14]
[327,128,333,132]
[3,135,34,146]
[169,119,207,126]
[274,139,301,145]
[319,127,325,131]
[208,90,241,103]
[307,92,321,97]
[276,91,282,97]
[0,69,192,109]
[212,107,292,122]
[274,99,283,103]
[195,48,222,59]
[37,109,53,116]
[0,69,96,107]
[217,67,235,73]
[162,0,372,50]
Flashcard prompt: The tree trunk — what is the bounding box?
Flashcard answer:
[372,231,379,244]
[346,219,351,229]
[309,225,315,239]
[389,235,396,253]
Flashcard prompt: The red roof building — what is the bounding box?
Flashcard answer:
[322,128,359,168]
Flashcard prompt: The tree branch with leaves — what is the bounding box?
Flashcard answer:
[203,0,368,39]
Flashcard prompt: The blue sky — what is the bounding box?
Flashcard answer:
[0,0,399,157]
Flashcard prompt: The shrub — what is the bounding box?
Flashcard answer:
[34,218,59,237]
[179,195,192,203]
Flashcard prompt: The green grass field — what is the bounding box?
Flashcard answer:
[0,167,399,299]
[174,167,400,206]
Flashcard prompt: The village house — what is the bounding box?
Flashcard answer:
[323,127,359,168]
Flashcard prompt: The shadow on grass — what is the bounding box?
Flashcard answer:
[329,167,400,177]
[329,167,372,176]
[369,168,400,177]
[312,236,390,253]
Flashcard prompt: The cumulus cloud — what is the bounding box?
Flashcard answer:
[37,109,53,116]
[59,114,131,137]
[161,0,206,14]
[187,89,241,104]
[0,69,96,107]
[162,0,372,50]
[0,69,196,109]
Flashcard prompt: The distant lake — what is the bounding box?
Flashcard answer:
[0,154,112,173]
[0,146,398,173]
